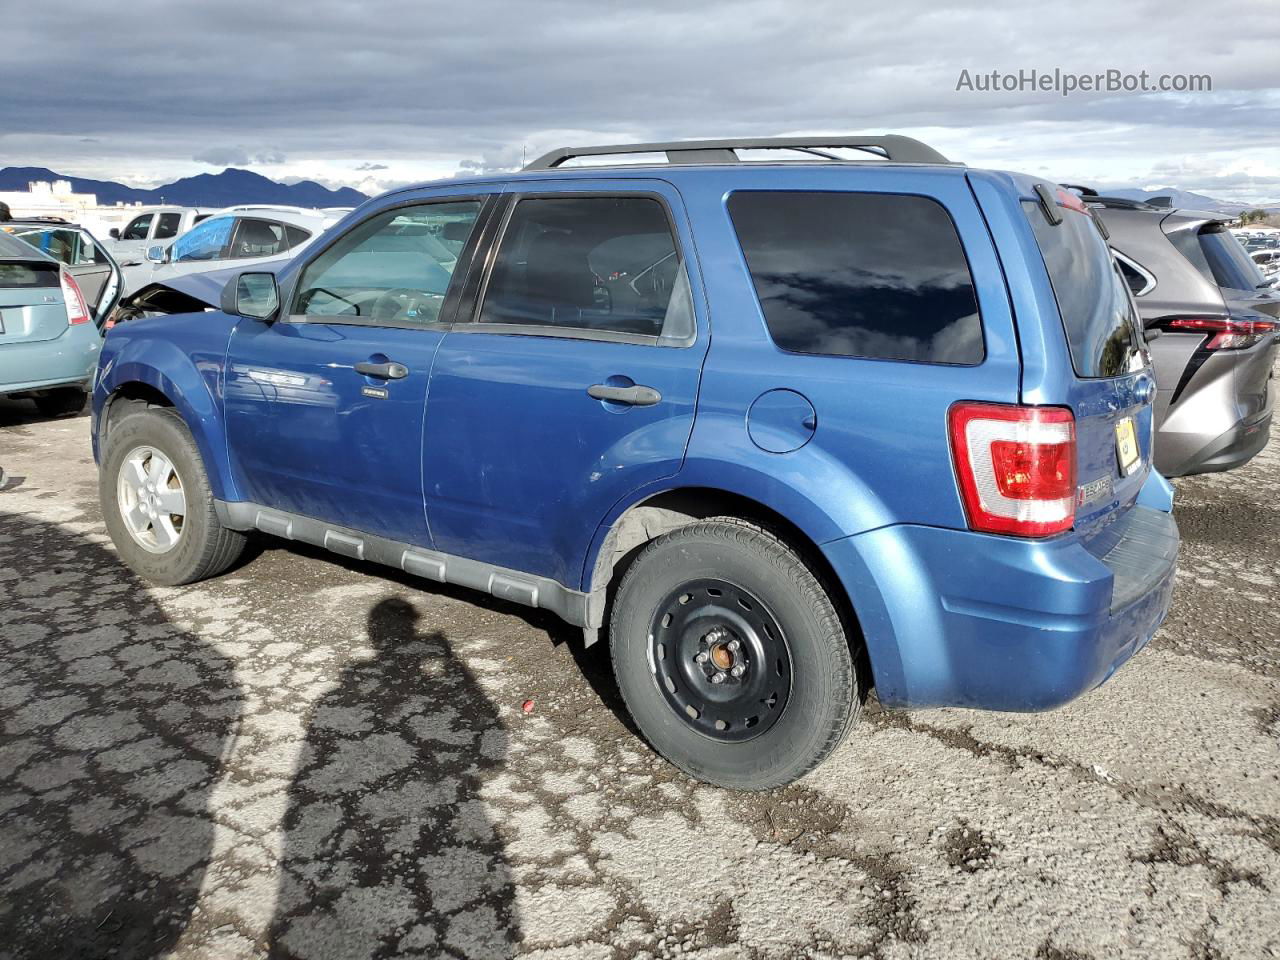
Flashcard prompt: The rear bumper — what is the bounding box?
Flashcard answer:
[1162,411,1270,477]
[823,491,1179,711]
[0,324,101,395]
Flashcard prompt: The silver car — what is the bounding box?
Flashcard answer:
[105,206,214,265]
[1081,191,1280,476]
[122,206,341,294]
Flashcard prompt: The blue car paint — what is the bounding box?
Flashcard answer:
[223,317,443,546]
[92,159,1179,713]
[93,313,238,495]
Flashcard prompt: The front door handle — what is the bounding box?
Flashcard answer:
[587,383,662,406]
[355,360,409,380]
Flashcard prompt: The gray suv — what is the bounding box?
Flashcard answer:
[1078,190,1280,476]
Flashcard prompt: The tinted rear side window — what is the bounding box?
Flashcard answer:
[727,191,983,364]
[1197,226,1264,292]
[1023,200,1142,378]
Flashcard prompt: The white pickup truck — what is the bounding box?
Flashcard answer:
[106,207,213,265]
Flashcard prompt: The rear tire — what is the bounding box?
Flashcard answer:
[100,407,247,585]
[609,518,861,790]
[34,387,87,418]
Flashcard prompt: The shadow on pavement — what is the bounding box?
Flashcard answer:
[0,396,89,429]
[0,509,244,958]
[267,597,519,959]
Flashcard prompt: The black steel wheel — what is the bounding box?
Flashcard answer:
[648,578,791,742]
[610,518,862,790]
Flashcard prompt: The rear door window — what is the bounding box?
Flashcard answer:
[231,219,289,258]
[1023,200,1143,378]
[153,212,183,239]
[476,195,694,341]
[727,191,983,364]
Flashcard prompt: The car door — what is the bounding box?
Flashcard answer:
[223,191,493,546]
[423,180,710,588]
[5,225,122,325]
[113,212,154,264]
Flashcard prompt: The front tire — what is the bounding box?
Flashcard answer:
[609,519,861,790]
[100,407,247,585]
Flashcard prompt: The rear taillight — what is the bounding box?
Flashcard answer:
[949,402,1077,538]
[59,269,91,325]
[1162,316,1276,350]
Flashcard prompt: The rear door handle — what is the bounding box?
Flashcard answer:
[587,383,662,406]
[355,360,409,380]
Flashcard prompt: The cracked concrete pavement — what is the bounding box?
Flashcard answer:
[1,391,1278,960]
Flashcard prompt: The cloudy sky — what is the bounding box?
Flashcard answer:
[4,0,1278,201]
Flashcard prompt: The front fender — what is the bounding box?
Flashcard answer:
[93,313,238,500]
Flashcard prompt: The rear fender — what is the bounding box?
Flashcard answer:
[580,422,895,595]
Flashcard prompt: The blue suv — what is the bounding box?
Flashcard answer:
[93,136,1180,789]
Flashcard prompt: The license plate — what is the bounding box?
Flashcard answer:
[1115,417,1140,476]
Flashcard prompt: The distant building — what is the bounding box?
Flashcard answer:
[0,180,145,235]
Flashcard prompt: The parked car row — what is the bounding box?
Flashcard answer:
[106,206,215,264]
[0,203,340,413]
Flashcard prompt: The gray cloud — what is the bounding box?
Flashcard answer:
[192,146,250,166]
[355,162,388,171]
[192,146,286,166]
[4,0,1279,199]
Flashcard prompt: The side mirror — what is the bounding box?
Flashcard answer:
[222,271,280,321]
[109,228,120,239]
[145,244,167,263]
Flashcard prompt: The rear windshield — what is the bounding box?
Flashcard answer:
[0,262,59,288]
[1197,226,1265,291]
[1023,200,1143,378]
[0,232,59,287]
[728,191,983,365]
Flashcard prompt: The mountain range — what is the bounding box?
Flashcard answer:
[0,166,369,208]
[4,165,1277,215]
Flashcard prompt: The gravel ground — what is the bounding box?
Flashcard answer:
[1,392,1278,960]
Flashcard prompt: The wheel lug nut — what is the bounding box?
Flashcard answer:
[695,652,709,664]
[710,672,725,684]
[731,665,745,678]
[727,639,740,652]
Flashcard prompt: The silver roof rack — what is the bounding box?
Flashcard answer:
[525,135,951,170]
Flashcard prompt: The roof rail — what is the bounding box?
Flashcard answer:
[525,135,951,170]
[9,215,71,224]
[216,204,318,215]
